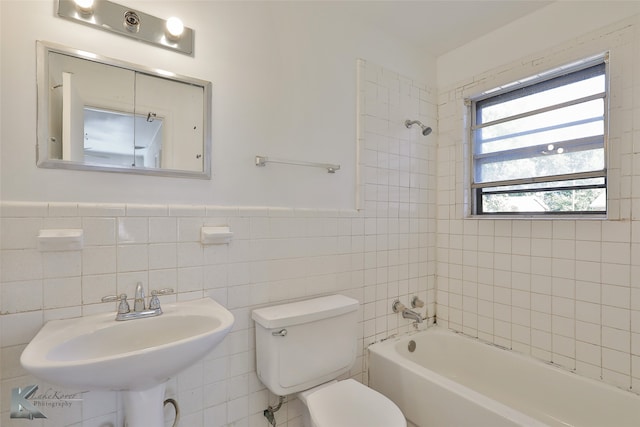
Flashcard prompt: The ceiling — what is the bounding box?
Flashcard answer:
[350,1,554,57]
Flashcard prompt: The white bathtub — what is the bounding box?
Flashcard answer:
[368,327,640,427]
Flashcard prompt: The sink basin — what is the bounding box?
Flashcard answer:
[21,297,234,392]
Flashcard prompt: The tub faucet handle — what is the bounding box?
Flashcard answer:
[411,296,425,309]
[392,300,406,313]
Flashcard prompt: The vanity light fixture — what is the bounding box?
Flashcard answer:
[58,0,194,55]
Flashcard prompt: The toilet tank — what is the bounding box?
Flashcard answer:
[252,294,359,396]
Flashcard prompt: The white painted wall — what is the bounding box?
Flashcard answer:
[437,1,640,91]
[0,0,434,208]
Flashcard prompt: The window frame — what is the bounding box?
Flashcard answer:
[467,54,609,217]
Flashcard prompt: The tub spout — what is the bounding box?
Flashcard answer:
[402,308,423,323]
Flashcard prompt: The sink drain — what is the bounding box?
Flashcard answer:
[408,340,416,352]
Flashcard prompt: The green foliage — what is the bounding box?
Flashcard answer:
[482,188,604,213]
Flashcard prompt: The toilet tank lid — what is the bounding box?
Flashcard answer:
[252,294,358,329]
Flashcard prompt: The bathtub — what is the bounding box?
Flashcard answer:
[368,327,640,427]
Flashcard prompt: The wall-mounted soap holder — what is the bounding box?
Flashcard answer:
[38,229,83,251]
[201,226,233,245]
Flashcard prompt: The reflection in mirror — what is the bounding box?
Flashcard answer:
[37,41,211,179]
[83,108,163,168]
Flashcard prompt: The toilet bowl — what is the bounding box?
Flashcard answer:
[298,379,406,427]
[252,294,406,427]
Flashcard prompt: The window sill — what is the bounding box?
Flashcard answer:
[466,214,608,220]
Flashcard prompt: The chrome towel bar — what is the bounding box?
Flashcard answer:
[255,155,340,173]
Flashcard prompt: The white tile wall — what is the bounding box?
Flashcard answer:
[0,60,436,427]
[437,16,640,392]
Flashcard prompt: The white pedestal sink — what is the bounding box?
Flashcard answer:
[21,297,234,427]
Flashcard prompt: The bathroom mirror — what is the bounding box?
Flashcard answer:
[36,41,212,179]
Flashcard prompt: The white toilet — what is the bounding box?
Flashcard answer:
[252,294,406,427]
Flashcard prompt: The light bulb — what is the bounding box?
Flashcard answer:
[165,17,184,40]
[74,0,94,13]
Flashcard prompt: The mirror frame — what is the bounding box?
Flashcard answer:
[36,41,212,179]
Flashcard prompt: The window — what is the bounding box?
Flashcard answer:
[469,56,608,215]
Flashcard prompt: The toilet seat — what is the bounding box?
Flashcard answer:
[304,379,406,427]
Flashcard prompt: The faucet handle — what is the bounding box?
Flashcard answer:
[392,300,406,313]
[148,288,174,310]
[102,294,130,314]
[411,296,425,308]
[101,294,119,303]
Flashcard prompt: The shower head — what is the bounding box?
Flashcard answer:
[405,119,432,136]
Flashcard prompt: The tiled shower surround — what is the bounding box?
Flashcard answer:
[0,60,436,426]
[436,17,640,392]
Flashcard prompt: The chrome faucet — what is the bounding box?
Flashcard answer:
[392,300,424,324]
[401,308,423,323]
[134,282,146,312]
[102,283,174,321]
